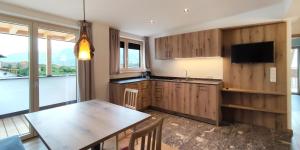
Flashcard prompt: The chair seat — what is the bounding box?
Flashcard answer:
[0,136,25,150]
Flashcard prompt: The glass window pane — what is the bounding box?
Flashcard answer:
[120,41,125,68]
[291,48,298,93]
[128,43,140,68]
[38,38,47,77]
[51,40,76,76]
[38,28,77,108]
[0,21,30,138]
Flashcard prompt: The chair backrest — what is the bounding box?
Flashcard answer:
[123,88,139,110]
[128,118,164,150]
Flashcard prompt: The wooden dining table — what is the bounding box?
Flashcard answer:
[25,99,151,150]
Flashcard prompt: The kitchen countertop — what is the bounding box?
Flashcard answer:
[110,76,223,85]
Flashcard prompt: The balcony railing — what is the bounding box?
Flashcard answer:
[0,75,77,117]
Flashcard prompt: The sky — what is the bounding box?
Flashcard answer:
[0,33,76,66]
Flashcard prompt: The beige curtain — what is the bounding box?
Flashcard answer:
[109,28,120,75]
[76,21,94,101]
[144,36,151,70]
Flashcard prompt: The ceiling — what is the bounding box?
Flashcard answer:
[0,0,292,36]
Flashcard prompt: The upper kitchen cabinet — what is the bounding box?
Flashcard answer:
[155,29,222,59]
[155,37,168,59]
[203,29,222,57]
[155,35,181,59]
[181,33,193,58]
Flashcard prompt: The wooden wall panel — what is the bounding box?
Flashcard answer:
[222,22,288,130]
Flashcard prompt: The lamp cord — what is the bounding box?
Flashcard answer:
[83,0,86,21]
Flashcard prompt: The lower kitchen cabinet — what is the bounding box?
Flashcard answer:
[151,81,170,110]
[170,82,185,113]
[109,81,151,110]
[110,79,221,125]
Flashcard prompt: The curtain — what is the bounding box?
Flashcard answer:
[109,28,120,75]
[144,36,151,70]
[76,21,94,101]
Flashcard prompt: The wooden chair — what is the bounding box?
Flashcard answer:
[115,88,139,149]
[123,88,139,110]
[122,118,164,150]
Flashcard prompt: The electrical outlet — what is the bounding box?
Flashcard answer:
[270,67,276,83]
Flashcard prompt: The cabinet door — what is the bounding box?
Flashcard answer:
[109,83,124,106]
[190,84,210,118]
[170,82,185,113]
[205,85,219,120]
[204,29,221,56]
[162,81,171,110]
[181,33,193,58]
[151,81,164,108]
[168,35,181,58]
[198,31,205,57]
[184,83,191,115]
[190,84,201,116]
[139,81,151,109]
[155,38,161,59]
[198,85,209,118]
[162,37,169,59]
[155,37,168,59]
[191,31,200,57]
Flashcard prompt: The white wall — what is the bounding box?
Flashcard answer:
[92,22,110,100]
[292,19,300,35]
[149,37,223,79]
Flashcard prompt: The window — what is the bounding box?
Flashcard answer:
[120,38,144,72]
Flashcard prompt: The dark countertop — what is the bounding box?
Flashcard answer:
[110,76,223,85]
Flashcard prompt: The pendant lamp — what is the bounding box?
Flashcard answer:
[74,0,94,60]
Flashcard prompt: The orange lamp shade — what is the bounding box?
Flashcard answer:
[78,38,91,60]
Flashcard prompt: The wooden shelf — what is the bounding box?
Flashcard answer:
[222,88,286,96]
[221,104,286,114]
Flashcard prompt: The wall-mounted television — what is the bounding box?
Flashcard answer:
[231,41,274,63]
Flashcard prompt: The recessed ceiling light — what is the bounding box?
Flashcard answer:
[184,8,190,14]
[149,20,155,24]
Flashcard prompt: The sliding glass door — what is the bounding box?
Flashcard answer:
[291,47,300,94]
[0,17,32,140]
[0,15,78,140]
[37,26,78,109]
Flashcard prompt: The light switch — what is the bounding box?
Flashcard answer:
[270,67,276,83]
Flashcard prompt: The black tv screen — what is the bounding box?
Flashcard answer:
[231,41,274,63]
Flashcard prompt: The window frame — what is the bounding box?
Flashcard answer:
[120,37,145,73]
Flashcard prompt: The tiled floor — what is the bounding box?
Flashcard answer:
[142,110,292,150]
[24,109,296,150]
[23,95,300,150]
[0,115,29,139]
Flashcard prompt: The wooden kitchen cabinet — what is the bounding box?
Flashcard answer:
[111,79,221,125]
[189,84,220,122]
[155,35,181,59]
[168,35,181,58]
[139,81,151,108]
[109,81,151,110]
[151,80,221,124]
[169,82,185,113]
[155,37,168,59]
[155,29,222,59]
[203,29,222,57]
[181,33,193,58]
[151,81,170,110]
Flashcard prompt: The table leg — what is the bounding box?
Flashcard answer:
[116,134,119,150]
[91,144,100,150]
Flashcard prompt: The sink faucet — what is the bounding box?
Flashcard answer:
[185,70,189,80]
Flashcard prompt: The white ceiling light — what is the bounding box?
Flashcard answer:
[149,20,155,24]
[184,8,190,14]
